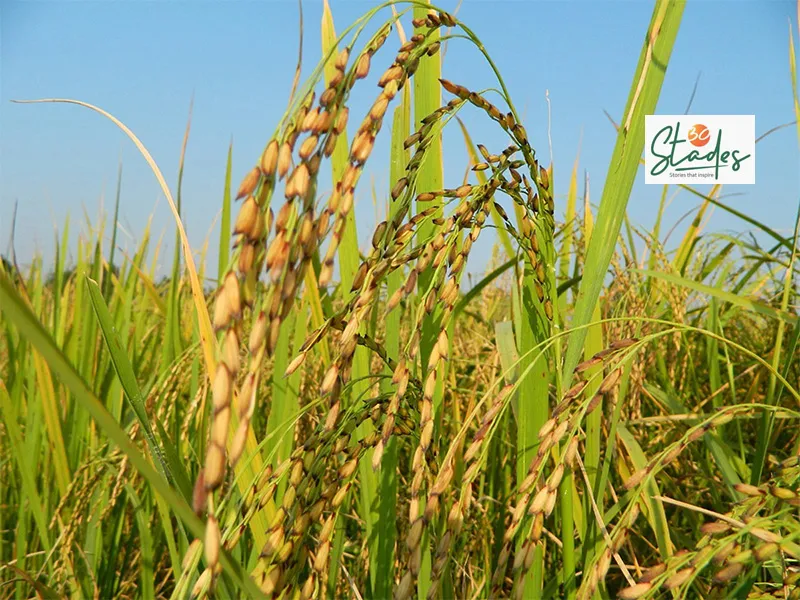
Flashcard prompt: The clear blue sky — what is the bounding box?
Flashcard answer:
[2,0,798,283]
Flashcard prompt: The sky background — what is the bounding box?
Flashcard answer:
[2,0,798,285]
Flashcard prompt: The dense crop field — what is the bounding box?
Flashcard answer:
[1,1,799,599]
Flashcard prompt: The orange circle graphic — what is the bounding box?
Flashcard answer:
[688,124,710,147]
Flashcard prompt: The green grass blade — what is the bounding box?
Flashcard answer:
[85,277,191,497]
[577,189,605,588]
[218,141,233,283]
[104,160,123,299]
[677,183,793,253]
[558,153,579,298]
[0,269,267,599]
[561,0,685,382]
[52,215,67,341]
[374,72,412,600]
[633,268,797,325]
[0,381,52,551]
[617,425,674,560]
[162,103,193,368]
[32,351,71,497]
[517,254,551,597]
[412,3,444,595]
[267,307,300,474]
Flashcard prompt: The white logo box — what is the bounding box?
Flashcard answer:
[645,115,755,185]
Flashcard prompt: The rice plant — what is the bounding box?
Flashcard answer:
[1,1,798,599]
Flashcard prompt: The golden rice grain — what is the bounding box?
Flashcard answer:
[237,167,261,200]
[355,53,370,79]
[617,583,652,599]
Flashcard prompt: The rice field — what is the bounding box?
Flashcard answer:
[1,1,799,599]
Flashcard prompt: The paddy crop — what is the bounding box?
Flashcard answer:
[1,1,799,599]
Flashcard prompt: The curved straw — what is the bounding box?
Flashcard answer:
[11,97,218,382]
